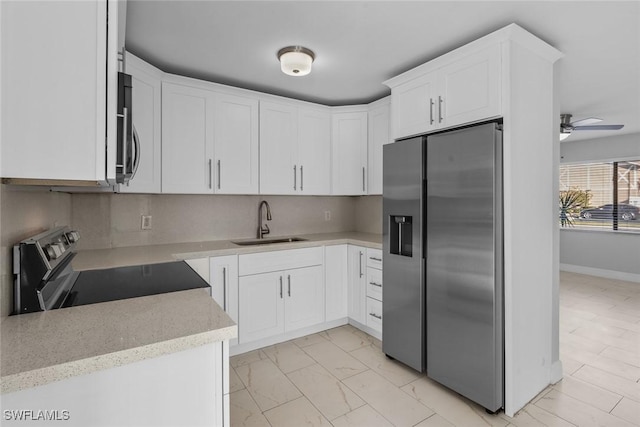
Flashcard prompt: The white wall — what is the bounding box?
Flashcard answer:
[560,132,640,282]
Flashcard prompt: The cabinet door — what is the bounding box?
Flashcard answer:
[161,82,214,194]
[325,245,348,322]
[1,1,108,181]
[438,45,501,129]
[210,255,239,346]
[298,107,331,195]
[213,93,259,194]
[367,100,390,195]
[391,72,437,140]
[120,52,162,193]
[331,111,368,195]
[284,266,324,332]
[259,101,298,195]
[347,246,367,324]
[239,272,285,343]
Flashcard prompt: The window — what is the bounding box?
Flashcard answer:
[559,160,640,232]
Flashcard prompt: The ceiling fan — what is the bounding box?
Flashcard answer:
[560,114,624,140]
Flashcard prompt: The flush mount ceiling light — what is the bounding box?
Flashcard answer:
[277,46,315,76]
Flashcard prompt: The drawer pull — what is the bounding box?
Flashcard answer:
[369,312,382,320]
[369,257,382,262]
[369,282,382,288]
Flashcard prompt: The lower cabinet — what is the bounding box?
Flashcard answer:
[325,245,348,322]
[237,248,324,345]
[210,255,239,346]
[347,245,367,324]
[365,248,383,334]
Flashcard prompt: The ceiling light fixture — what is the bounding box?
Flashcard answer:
[277,46,315,76]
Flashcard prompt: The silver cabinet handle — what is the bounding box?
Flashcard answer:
[369,257,382,262]
[300,166,304,191]
[287,274,291,297]
[438,96,443,123]
[369,312,382,320]
[217,160,221,190]
[279,276,283,299]
[369,282,382,288]
[430,98,435,125]
[362,167,366,192]
[293,165,297,190]
[208,159,212,189]
[222,267,227,311]
[359,251,363,278]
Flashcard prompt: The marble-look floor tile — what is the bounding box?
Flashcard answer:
[589,354,640,382]
[572,327,639,353]
[287,363,365,420]
[292,331,329,348]
[401,376,508,427]
[601,346,640,368]
[414,414,455,427]
[535,389,636,427]
[552,375,622,413]
[234,358,302,411]
[229,389,271,427]
[573,365,640,402]
[330,405,394,427]
[262,341,316,374]
[263,396,332,427]
[560,356,585,376]
[230,349,268,368]
[229,366,245,393]
[563,331,609,354]
[505,404,576,427]
[324,326,370,352]
[343,370,434,427]
[611,398,640,426]
[350,343,422,387]
[302,340,368,380]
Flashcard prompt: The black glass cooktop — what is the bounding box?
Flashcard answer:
[62,261,210,308]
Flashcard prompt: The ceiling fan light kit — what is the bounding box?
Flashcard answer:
[278,46,315,76]
[559,113,624,141]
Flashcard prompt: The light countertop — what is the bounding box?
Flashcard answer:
[1,231,381,394]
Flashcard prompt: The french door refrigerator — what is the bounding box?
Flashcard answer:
[382,122,504,412]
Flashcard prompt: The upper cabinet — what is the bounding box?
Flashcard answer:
[331,108,368,195]
[260,101,331,195]
[119,52,162,194]
[386,44,501,140]
[367,98,391,195]
[1,0,124,184]
[161,78,259,194]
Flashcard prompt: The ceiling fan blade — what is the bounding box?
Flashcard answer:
[570,117,603,127]
[573,124,624,131]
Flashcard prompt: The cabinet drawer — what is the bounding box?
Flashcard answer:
[366,267,383,301]
[239,247,323,276]
[366,248,382,269]
[366,297,382,333]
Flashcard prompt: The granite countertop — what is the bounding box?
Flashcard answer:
[1,231,381,394]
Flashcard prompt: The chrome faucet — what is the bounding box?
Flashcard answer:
[257,200,272,239]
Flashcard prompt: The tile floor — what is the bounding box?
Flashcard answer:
[230,272,640,426]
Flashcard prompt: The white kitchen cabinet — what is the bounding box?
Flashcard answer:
[119,52,162,193]
[210,255,239,346]
[367,98,391,195]
[213,93,259,194]
[162,79,259,194]
[161,82,214,194]
[298,106,331,195]
[259,101,298,195]
[386,44,501,139]
[1,0,123,184]
[238,247,324,344]
[347,245,367,324]
[365,248,383,335]
[331,109,368,195]
[260,101,331,195]
[325,245,348,322]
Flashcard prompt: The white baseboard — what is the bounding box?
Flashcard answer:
[550,360,563,384]
[560,263,640,283]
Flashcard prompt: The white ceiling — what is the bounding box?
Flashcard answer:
[125,1,640,143]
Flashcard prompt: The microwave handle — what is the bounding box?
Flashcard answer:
[130,125,141,181]
[117,106,129,178]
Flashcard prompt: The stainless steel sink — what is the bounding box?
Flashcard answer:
[231,237,308,246]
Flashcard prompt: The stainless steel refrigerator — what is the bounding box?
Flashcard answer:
[382,122,504,412]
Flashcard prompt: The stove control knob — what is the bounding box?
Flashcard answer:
[65,231,80,243]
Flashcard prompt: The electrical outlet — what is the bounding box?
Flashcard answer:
[324,211,331,221]
[141,215,152,230]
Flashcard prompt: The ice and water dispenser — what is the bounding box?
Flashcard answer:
[389,215,413,257]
